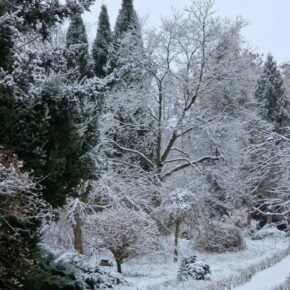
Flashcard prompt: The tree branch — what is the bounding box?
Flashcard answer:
[162,155,221,179]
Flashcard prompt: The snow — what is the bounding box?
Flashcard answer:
[102,235,289,290]
[235,253,290,290]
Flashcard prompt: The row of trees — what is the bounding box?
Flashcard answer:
[90,0,290,267]
[1,0,290,285]
[52,0,290,269]
[0,0,103,288]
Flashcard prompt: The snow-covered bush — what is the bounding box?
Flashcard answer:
[88,207,159,273]
[29,246,128,290]
[177,256,210,281]
[251,224,286,240]
[223,209,249,228]
[157,188,197,262]
[0,147,49,289]
[194,221,245,253]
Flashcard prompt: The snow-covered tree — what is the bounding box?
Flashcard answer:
[255,54,289,130]
[102,1,155,195]
[0,4,103,208]
[159,188,197,262]
[43,196,90,254]
[88,207,159,273]
[0,147,49,289]
[66,13,91,80]
[101,0,261,215]
[247,128,290,220]
[92,4,112,77]
[144,4,250,181]
[109,0,144,76]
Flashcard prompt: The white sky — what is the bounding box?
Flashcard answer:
[83,0,290,64]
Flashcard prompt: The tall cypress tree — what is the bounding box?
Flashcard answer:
[66,14,91,81]
[110,0,144,73]
[104,0,155,174]
[114,0,138,39]
[255,54,289,129]
[92,5,112,77]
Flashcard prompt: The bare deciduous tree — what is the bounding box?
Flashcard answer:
[88,207,159,273]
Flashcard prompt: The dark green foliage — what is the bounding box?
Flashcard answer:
[0,1,100,209]
[23,247,127,290]
[109,0,144,72]
[25,251,82,290]
[109,107,155,171]
[114,0,139,40]
[0,1,100,288]
[0,2,15,81]
[0,82,99,207]
[255,54,290,130]
[0,26,14,72]
[92,5,112,77]
[104,0,154,173]
[0,0,95,40]
[66,14,91,81]
[0,226,40,290]
[177,256,211,281]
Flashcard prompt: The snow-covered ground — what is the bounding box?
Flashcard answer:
[235,254,290,290]
[97,235,290,290]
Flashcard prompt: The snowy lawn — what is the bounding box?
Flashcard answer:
[98,235,290,290]
[235,254,290,290]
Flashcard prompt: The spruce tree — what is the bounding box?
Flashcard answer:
[92,5,112,77]
[66,14,91,81]
[255,54,290,129]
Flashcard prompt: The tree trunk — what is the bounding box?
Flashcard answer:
[174,220,180,262]
[73,212,83,254]
[267,214,273,224]
[247,212,252,226]
[116,259,122,273]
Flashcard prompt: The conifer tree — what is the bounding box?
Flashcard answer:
[255,54,289,129]
[92,5,112,77]
[0,3,100,208]
[0,1,99,287]
[0,15,13,71]
[110,0,144,73]
[104,0,154,174]
[66,14,91,81]
[114,0,138,38]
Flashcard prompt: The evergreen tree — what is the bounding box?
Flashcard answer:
[255,54,290,129]
[66,14,91,81]
[1,76,100,208]
[0,1,101,287]
[109,0,144,73]
[0,7,14,71]
[114,0,140,40]
[92,5,112,77]
[0,3,101,208]
[103,0,155,174]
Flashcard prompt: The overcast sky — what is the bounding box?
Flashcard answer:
[83,0,290,64]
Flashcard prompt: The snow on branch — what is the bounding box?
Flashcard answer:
[162,154,221,179]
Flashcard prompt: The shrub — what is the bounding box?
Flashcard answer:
[26,247,128,290]
[194,221,245,253]
[177,256,210,281]
[251,224,286,240]
[0,147,47,290]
